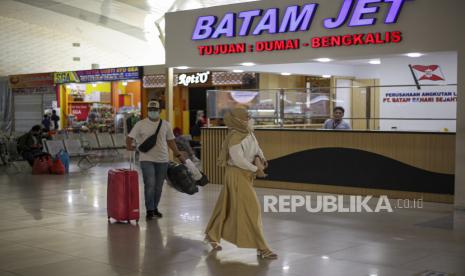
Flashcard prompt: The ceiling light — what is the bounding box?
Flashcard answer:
[122,81,128,86]
[240,62,255,66]
[176,66,190,70]
[369,59,381,65]
[233,69,244,73]
[315,58,332,63]
[281,72,291,76]
[321,255,330,259]
[322,75,332,78]
[92,83,97,87]
[406,53,423,58]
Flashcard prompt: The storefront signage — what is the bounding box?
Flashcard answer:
[9,73,54,89]
[383,92,457,103]
[54,67,142,84]
[178,71,211,86]
[192,0,410,56]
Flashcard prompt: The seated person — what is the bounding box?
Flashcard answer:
[173,127,197,160]
[17,125,45,166]
[324,106,352,130]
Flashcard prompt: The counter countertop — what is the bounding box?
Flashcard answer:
[202,127,456,135]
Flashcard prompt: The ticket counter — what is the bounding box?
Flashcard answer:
[201,128,455,203]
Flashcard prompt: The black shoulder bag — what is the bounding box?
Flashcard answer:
[138,120,163,153]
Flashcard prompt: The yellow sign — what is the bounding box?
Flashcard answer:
[54,71,79,84]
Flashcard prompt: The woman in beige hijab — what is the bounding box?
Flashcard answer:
[204,106,278,259]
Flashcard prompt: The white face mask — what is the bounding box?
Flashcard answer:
[248,118,255,130]
[148,111,160,120]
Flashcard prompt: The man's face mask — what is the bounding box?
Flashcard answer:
[148,110,160,120]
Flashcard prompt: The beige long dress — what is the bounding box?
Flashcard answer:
[205,134,270,250]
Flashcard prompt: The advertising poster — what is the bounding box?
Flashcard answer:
[70,104,90,121]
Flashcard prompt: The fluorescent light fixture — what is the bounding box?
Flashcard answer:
[315,58,332,63]
[369,59,381,65]
[282,265,290,270]
[240,62,255,66]
[92,83,97,87]
[281,72,291,76]
[176,66,190,70]
[321,255,330,260]
[233,69,244,73]
[322,75,332,78]
[406,52,423,58]
[122,81,128,86]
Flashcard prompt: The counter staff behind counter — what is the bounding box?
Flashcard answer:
[324,106,352,130]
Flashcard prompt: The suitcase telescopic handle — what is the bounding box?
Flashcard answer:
[128,150,136,170]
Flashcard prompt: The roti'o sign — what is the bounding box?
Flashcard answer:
[178,71,210,86]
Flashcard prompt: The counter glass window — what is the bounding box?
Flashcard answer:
[206,83,457,133]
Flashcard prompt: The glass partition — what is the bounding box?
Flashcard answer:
[206,84,457,133]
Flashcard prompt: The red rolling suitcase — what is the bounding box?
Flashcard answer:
[107,154,140,223]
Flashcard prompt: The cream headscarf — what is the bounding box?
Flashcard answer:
[217,107,251,167]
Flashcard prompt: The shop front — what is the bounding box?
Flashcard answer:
[54,66,143,133]
[165,0,465,205]
[9,72,56,133]
[143,69,259,136]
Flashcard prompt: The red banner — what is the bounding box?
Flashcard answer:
[9,73,54,89]
[70,104,90,121]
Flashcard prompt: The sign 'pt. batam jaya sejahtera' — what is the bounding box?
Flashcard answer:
[191,0,411,56]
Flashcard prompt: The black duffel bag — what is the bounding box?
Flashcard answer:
[196,173,209,187]
[166,162,199,195]
[138,120,163,153]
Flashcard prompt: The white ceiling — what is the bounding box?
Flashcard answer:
[0,0,259,76]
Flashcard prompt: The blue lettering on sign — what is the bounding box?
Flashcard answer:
[192,0,411,40]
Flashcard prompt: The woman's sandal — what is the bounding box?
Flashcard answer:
[204,236,222,251]
[257,249,278,259]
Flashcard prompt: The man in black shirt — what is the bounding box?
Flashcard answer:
[51,110,60,130]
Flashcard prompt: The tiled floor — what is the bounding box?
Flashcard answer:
[0,162,464,276]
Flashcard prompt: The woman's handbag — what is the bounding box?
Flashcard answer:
[138,120,163,153]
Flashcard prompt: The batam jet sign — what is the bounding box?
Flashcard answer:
[192,0,410,56]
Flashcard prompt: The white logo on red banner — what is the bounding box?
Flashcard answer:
[412,65,445,81]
